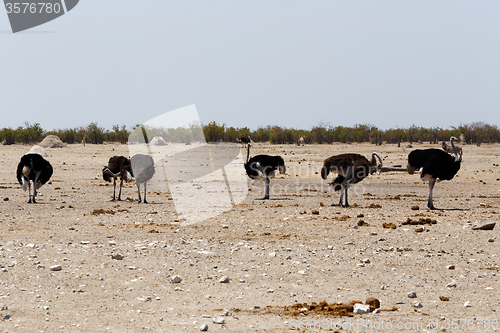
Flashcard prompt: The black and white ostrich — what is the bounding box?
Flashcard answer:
[407,137,462,210]
[16,153,53,203]
[236,136,252,148]
[321,152,383,207]
[244,144,286,200]
[130,154,155,203]
[102,156,133,201]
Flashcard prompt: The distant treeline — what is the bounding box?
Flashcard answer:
[1,121,499,145]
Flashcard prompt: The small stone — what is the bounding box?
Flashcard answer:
[2,313,11,320]
[219,276,230,283]
[414,302,423,308]
[199,324,208,331]
[446,282,457,288]
[213,317,225,324]
[0,304,7,311]
[50,265,62,271]
[353,303,371,314]
[373,308,380,314]
[111,254,124,260]
[447,265,455,270]
[362,258,371,264]
[221,309,232,316]
[488,238,495,243]
[471,220,496,230]
[365,297,380,309]
[171,275,182,284]
[464,301,471,307]
[408,291,417,298]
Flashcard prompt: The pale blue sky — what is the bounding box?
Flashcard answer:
[1,1,499,131]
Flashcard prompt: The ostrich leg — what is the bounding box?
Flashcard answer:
[27,181,32,203]
[427,178,436,210]
[136,183,142,203]
[143,182,148,203]
[111,178,117,201]
[117,179,124,201]
[263,177,270,200]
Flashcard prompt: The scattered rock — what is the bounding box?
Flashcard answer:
[408,291,417,298]
[439,296,450,301]
[446,282,457,288]
[0,304,7,311]
[464,301,471,307]
[50,265,62,271]
[471,220,496,230]
[111,254,124,260]
[2,313,11,320]
[213,317,225,324]
[353,303,371,314]
[382,222,396,229]
[447,265,455,270]
[411,205,419,210]
[171,275,183,284]
[365,297,380,310]
[219,276,230,283]
[413,302,423,308]
[199,324,208,331]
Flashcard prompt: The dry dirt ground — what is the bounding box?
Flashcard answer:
[0,142,499,333]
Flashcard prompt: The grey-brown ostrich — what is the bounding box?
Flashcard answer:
[103,156,133,201]
[321,152,382,207]
[130,154,155,203]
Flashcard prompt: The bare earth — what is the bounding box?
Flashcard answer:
[0,142,499,332]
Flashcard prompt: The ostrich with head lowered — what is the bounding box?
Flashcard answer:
[103,156,133,201]
[321,152,383,207]
[244,144,286,200]
[17,153,53,203]
[407,136,462,210]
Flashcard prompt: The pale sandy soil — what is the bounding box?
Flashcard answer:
[0,142,499,333]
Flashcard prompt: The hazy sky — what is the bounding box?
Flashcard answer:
[1,1,499,131]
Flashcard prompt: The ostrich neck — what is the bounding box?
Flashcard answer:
[450,139,459,161]
[246,145,250,163]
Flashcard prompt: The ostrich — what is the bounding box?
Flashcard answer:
[321,152,383,207]
[130,154,155,203]
[102,156,133,201]
[407,137,462,210]
[16,153,53,203]
[236,136,252,148]
[297,137,305,146]
[244,144,286,199]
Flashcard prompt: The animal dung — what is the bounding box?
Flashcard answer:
[402,218,436,225]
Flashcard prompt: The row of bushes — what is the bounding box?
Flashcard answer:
[1,121,499,145]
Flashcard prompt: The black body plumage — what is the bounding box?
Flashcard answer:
[16,153,53,203]
[408,149,460,181]
[245,155,285,179]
